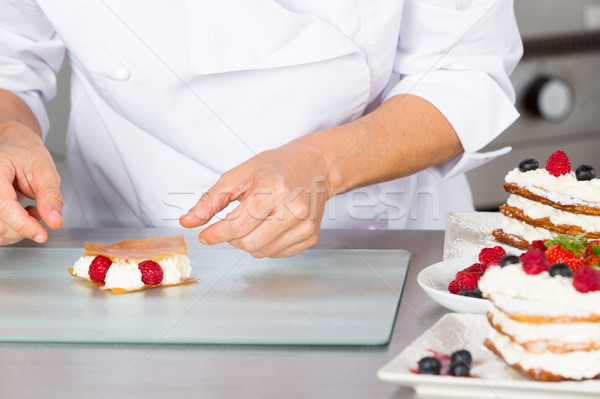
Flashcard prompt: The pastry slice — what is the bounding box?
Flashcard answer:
[68,235,197,293]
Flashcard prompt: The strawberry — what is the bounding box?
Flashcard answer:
[478,246,506,266]
[89,255,112,284]
[138,260,164,286]
[585,240,600,256]
[573,264,600,293]
[521,249,549,275]
[546,245,584,272]
[545,150,571,177]
[545,234,587,272]
[584,240,600,267]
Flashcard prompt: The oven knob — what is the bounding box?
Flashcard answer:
[524,77,574,122]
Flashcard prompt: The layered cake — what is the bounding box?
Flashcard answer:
[69,235,196,293]
[479,247,600,381]
[492,150,600,249]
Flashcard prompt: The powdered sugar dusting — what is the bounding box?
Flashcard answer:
[526,185,593,207]
[444,212,517,261]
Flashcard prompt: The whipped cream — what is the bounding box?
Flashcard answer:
[479,264,600,317]
[489,293,591,319]
[105,260,144,291]
[499,215,556,242]
[157,256,192,285]
[505,168,600,206]
[488,328,600,380]
[72,255,192,290]
[489,305,600,349]
[507,195,600,232]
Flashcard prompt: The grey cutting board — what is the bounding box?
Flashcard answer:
[0,248,410,345]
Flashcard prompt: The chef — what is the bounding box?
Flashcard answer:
[0,0,521,257]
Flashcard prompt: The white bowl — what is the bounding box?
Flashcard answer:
[417,257,490,313]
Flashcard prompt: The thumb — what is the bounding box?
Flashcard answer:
[179,175,248,228]
[32,169,63,229]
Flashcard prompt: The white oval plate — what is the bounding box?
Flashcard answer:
[417,256,489,313]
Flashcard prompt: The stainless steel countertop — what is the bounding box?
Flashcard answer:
[1,229,450,399]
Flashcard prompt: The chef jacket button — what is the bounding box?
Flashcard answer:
[113,63,132,80]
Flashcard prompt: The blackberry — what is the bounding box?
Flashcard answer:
[418,356,441,375]
[518,158,538,172]
[548,263,573,278]
[499,255,520,267]
[450,362,470,377]
[576,165,596,181]
[450,349,472,367]
[457,288,483,298]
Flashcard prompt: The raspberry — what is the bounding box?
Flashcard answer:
[449,272,480,294]
[478,246,506,266]
[529,240,548,253]
[448,280,461,294]
[462,263,486,275]
[573,264,600,293]
[89,256,112,284]
[545,150,571,177]
[521,249,549,275]
[138,260,164,286]
[458,272,480,291]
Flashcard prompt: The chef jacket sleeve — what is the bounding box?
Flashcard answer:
[385,0,522,180]
[0,2,65,137]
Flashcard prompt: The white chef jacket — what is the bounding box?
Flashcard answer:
[0,0,521,230]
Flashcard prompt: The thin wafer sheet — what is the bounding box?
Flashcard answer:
[84,235,187,260]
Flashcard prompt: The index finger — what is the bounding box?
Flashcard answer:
[180,175,250,228]
[0,181,47,243]
[197,198,273,245]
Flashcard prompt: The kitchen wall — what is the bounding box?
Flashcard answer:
[44,63,70,175]
[466,0,600,210]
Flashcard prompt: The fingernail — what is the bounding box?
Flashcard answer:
[52,209,62,219]
[199,237,208,245]
[34,234,44,243]
[180,210,190,219]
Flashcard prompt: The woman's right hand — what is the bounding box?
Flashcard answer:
[0,119,63,245]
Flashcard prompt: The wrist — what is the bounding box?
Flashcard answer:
[0,118,44,145]
[0,89,42,138]
[289,133,346,200]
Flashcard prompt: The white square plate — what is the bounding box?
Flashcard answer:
[377,313,600,398]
